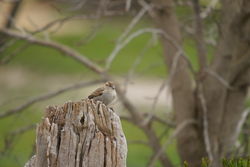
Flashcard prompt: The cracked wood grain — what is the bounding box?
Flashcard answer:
[25,99,127,167]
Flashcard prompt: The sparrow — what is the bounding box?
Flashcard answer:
[88,81,117,106]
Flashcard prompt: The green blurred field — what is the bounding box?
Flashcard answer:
[0,109,179,167]
[2,16,213,76]
[0,14,215,166]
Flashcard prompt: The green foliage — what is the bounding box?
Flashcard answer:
[183,158,250,167]
[184,161,189,167]
[222,158,250,167]
[201,157,210,167]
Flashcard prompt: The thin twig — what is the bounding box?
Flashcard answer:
[235,108,250,144]
[139,0,195,75]
[159,128,170,141]
[151,115,175,128]
[205,69,233,89]
[147,119,197,167]
[128,140,149,145]
[1,42,30,64]
[125,0,132,11]
[120,115,134,123]
[123,37,155,94]
[69,0,88,11]
[0,124,36,156]
[30,14,108,34]
[200,0,218,19]
[137,62,163,78]
[1,28,142,128]
[192,0,207,71]
[0,80,104,119]
[2,24,175,167]
[118,6,150,43]
[197,84,214,161]
[2,15,95,64]
[142,50,182,126]
[1,29,104,74]
[75,22,102,46]
[142,79,168,125]
[105,27,194,73]
[105,7,150,69]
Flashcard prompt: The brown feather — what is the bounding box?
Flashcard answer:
[88,87,104,99]
[105,81,115,89]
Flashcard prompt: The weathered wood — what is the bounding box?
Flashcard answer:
[25,99,127,167]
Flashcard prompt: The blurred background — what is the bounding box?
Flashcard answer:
[0,0,250,167]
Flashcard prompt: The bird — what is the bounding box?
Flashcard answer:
[88,81,117,106]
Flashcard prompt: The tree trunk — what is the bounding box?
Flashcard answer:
[151,0,206,166]
[24,99,127,167]
[202,0,250,165]
[151,0,250,166]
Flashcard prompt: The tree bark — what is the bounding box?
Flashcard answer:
[151,0,206,166]
[24,99,127,167]
[202,0,250,165]
[151,0,250,166]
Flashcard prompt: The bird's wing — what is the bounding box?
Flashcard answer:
[88,87,104,99]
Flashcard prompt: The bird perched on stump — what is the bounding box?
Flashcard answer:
[88,81,117,106]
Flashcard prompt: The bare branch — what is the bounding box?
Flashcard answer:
[142,79,168,125]
[0,39,17,53]
[115,83,174,167]
[1,26,175,167]
[0,28,142,131]
[125,0,132,11]
[4,0,22,29]
[0,80,104,119]
[106,28,152,69]
[122,112,175,128]
[123,37,155,94]
[75,22,102,46]
[118,6,150,43]
[106,27,195,74]
[200,0,218,19]
[31,13,126,35]
[120,115,134,123]
[192,0,207,71]
[2,15,102,64]
[140,0,196,76]
[147,119,197,167]
[128,140,148,145]
[69,0,88,11]
[142,50,182,126]
[235,108,250,145]
[1,29,104,74]
[105,7,150,69]
[197,84,214,161]
[31,15,76,34]
[9,124,36,137]
[1,124,36,156]
[1,42,30,64]
[205,68,234,89]
[150,115,175,128]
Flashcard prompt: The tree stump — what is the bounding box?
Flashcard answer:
[24,99,127,167]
